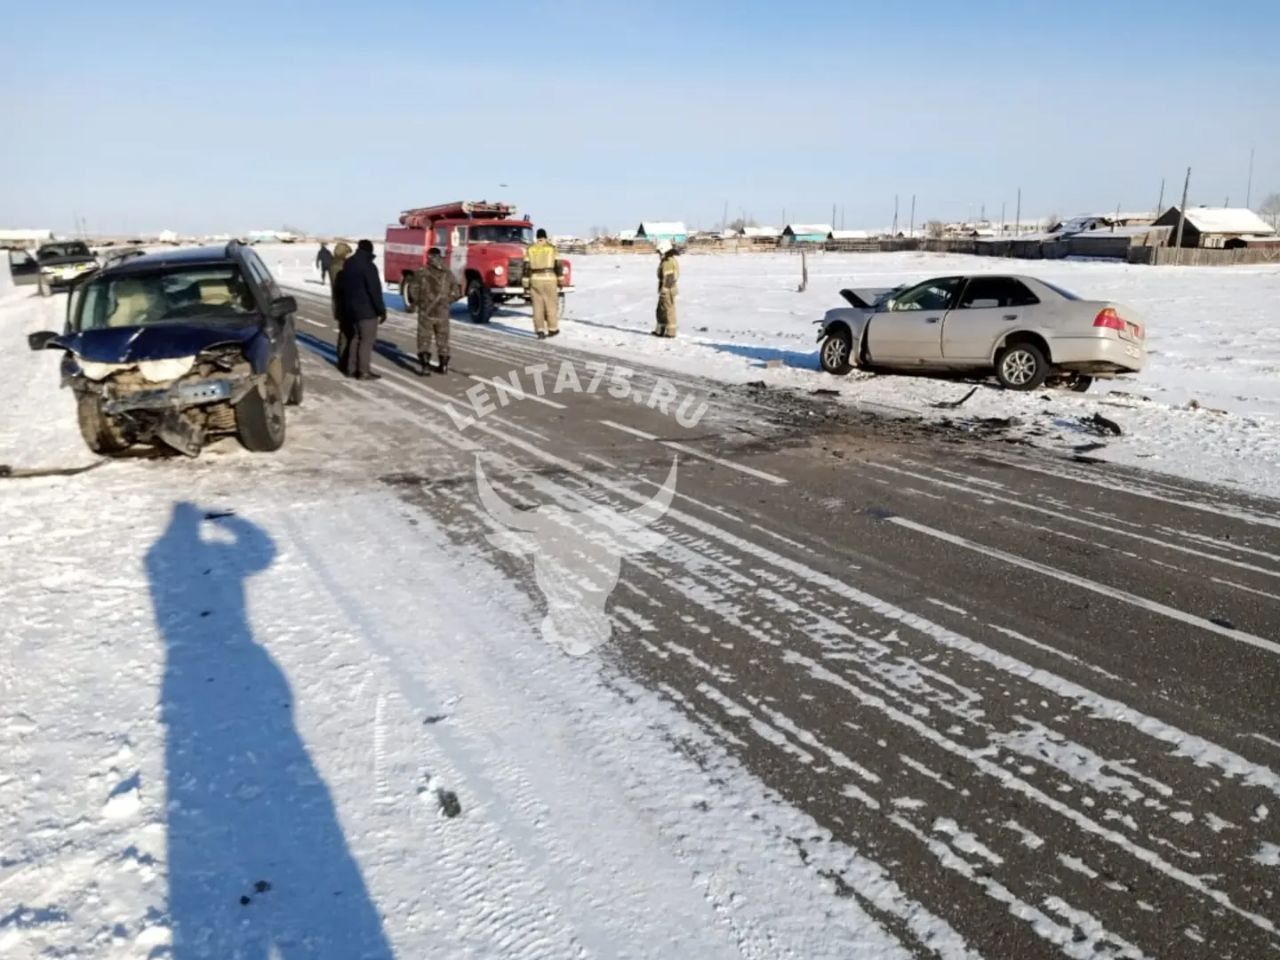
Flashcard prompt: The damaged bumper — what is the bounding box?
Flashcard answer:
[100,374,257,415]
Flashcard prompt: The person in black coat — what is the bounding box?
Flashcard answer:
[335,240,386,379]
[315,242,333,283]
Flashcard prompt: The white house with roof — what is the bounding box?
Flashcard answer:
[0,228,54,248]
[1153,207,1276,248]
[635,221,688,246]
[781,223,832,244]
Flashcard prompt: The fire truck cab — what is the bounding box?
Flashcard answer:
[383,200,572,324]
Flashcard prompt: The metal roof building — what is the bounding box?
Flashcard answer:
[781,223,832,244]
[1153,207,1276,247]
[636,221,688,246]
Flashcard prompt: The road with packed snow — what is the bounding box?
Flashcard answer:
[2,272,1279,958]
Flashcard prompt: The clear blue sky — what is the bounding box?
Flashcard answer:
[2,0,1277,236]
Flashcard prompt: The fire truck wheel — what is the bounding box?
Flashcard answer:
[399,274,415,310]
[467,278,493,324]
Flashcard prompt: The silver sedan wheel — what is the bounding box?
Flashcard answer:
[822,336,849,369]
[1000,348,1039,386]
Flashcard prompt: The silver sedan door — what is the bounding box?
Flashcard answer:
[866,277,962,364]
[943,277,1042,362]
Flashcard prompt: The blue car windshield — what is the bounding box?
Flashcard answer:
[76,267,258,331]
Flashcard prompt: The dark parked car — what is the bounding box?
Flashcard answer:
[33,240,100,295]
[28,242,303,457]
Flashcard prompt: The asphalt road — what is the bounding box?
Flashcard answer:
[289,284,1280,959]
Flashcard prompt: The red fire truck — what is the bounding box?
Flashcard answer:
[383,200,572,324]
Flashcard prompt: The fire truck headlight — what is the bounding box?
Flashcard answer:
[493,265,505,277]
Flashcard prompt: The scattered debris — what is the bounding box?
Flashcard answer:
[1081,413,1123,437]
[744,380,767,391]
[422,714,448,725]
[239,896,251,906]
[863,506,895,520]
[437,789,462,818]
[203,510,236,520]
[254,880,271,894]
[764,359,784,369]
[968,416,1020,432]
[931,386,978,409]
[1073,441,1108,454]
[811,388,839,396]
[1210,616,1236,630]
[0,461,106,480]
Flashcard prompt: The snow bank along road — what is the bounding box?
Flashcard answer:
[3,275,1280,959]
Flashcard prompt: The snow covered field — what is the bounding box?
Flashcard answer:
[265,245,1280,498]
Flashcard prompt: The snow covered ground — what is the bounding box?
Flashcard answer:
[264,245,1280,498]
[4,245,1276,957]
[0,271,953,958]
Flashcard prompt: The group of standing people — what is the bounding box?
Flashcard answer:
[323,239,386,380]
[313,227,681,383]
[319,239,452,379]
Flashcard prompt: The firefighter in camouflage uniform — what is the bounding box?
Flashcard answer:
[522,228,561,339]
[653,241,679,337]
[414,248,455,375]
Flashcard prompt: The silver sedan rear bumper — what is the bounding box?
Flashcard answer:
[1051,335,1145,375]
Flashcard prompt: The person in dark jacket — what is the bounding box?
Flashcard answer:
[330,240,353,370]
[315,242,333,283]
[335,240,386,379]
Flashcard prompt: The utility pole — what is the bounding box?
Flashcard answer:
[832,203,837,230]
[980,203,986,223]
[1156,177,1165,216]
[1246,145,1255,209]
[721,199,729,233]
[892,194,899,235]
[909,194,916,238]
[1000,200,1006,234]
[1014,187,1021,236]
[1173,166,1191,265]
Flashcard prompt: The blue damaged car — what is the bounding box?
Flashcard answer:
[28,242,303,457]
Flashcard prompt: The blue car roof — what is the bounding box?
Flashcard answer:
[100,245,237,276]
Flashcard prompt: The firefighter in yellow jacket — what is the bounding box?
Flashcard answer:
[653,241,679,337]
[522,229,561,339]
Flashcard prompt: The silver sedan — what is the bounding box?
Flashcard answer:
[816,274,1147,391]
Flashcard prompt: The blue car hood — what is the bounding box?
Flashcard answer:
[57,323,261,363]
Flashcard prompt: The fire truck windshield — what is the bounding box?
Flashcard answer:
[468,225,533,245]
